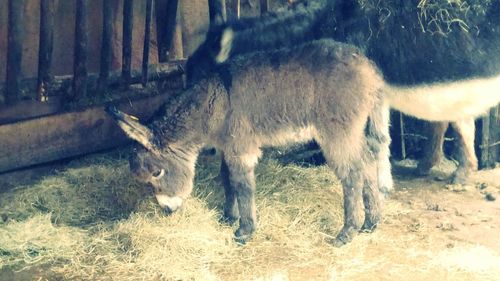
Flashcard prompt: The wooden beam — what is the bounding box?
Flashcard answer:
[122,0,134,88]
[0,61,185,101]
[5,0,25,105]
[0,62,184,125]
[37,0,55,102]
[73,0,89,101]
[98,0,114,92]
[142,0,154,86]
[0,93,177,173]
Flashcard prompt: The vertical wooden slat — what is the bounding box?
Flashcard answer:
[98,0,113,91]
[260,0,269,15]
[208,0,226,25]
[73,0,89,101]
[155,0,180,63]
[37,0,55,102]
[142,0,154,86]
[5,0,25,105]
[122,0,134,88]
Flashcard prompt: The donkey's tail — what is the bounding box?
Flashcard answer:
[384,74,500,122]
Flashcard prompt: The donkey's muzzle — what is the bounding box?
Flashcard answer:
[155,194,183,214]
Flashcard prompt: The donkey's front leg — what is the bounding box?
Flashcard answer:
[225,152,259,243]
[220,154,239,224]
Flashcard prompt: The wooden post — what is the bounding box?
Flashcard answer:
[37,0,55,102]
[5,0,25,105]
[122,0,134,88]
[142,0,154,86]
[98,0,114,92]
[208,0,226,25]
[73,0,89,101]
[155,0,180,63]
[260,0,269,15]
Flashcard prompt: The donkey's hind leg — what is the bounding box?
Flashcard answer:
[317,136,365,247]
[360,159,381,232]
[360,102,388,231]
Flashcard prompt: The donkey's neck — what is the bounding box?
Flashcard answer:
[151,76,229,150]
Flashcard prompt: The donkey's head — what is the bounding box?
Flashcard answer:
[106,107,197,213]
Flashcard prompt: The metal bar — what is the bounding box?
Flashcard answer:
[229,0,240,19]
[400,112,406,159]
[480,115,490,168]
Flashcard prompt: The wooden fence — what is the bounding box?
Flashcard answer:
[0,0,186,173]
[1,0,498,173]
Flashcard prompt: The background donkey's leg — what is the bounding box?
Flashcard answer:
[220,153,239,224]
[450,118,478,183]
[417,121,449,176]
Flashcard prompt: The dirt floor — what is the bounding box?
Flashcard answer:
[0,147,499,281]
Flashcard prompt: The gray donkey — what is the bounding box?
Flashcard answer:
[107,39,500,246]
[109,39,387,246]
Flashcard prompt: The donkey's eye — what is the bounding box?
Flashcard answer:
[152,169,165,178]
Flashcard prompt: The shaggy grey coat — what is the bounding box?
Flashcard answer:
[109,39,388,246]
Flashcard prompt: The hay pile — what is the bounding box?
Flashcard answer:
[0,146,344,280]
[1,146,499,280]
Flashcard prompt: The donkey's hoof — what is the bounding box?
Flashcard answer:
[450,172,468,185]
[361,219,378,233]
[234,227,254,244]
[328,227,357,247]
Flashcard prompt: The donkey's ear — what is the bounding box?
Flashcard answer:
[106,106,157,151]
